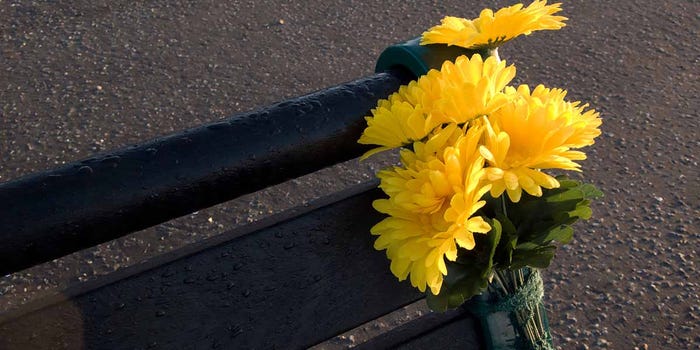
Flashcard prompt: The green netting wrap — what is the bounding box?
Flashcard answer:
[466,268,554,350]
[472,270,544,315]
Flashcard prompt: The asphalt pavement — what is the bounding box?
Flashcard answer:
[1,0,698,348]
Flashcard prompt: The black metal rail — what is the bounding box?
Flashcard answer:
[0,68,413,276]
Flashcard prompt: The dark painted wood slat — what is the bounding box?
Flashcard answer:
[395,314,483,350]
[0,180,379,325]
[0,188,427,350]
[354,305,483,350]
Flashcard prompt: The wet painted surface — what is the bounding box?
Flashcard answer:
[0,71,408,275]
[0,190,431,349]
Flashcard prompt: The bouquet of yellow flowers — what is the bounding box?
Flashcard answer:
[360,1,602,349]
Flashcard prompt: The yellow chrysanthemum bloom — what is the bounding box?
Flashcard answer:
[519,84,602,148]
[421,1,567,50]
[358,54,515,159]
[479,84,602,202]
[378,124,464,214]
[372,124,491,295]
[435,54,515,124]
[358,70,445,159]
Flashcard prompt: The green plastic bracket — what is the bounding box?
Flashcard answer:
[375,37,490,78]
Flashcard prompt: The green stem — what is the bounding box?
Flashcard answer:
[491,271,509,298]
[523,270,546,341]
[500,195,508,218]
[511,270,534,342]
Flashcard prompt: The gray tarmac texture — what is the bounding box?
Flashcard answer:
[1,0,699,348]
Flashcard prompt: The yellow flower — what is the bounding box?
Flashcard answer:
[435,55,515,125]
[372,124,491,294]
[358,55,515,159]
[479,84,602,202]
[378,124,464,214]
[357,70,445,159]
[421,1,567,50]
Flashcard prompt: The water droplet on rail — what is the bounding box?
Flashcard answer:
[78,166,93,175]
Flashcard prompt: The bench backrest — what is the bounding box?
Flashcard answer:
[0,63,485,348]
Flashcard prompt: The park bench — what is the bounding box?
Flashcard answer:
[0,41,488,349]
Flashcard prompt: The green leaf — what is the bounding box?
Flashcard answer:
[496,212,517,235]
[454,218,501,272]
[544,188,586,204]
[480,177,602,271]
[514,241,540,250]
[428,178,602,311]
[529,224,574,245]
[425,289,449,312]
[513,180,598,237]
[509,246,556,270]
[494,213,517,267]
[580,183,604,199]
[568,204,593,220]
[426,260,490,312]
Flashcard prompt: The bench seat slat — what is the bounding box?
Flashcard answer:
[1,189,429,349]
